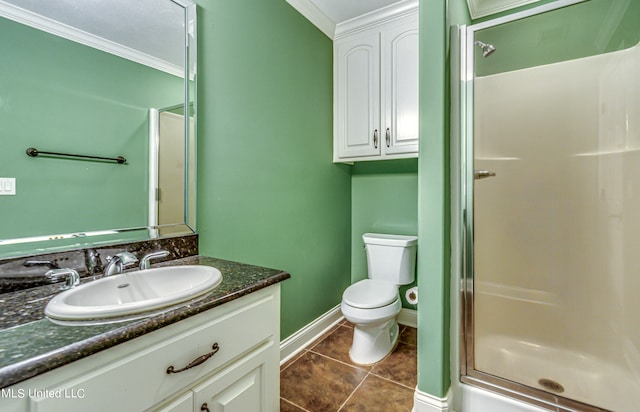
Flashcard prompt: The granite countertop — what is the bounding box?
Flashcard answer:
[0,256,290,389]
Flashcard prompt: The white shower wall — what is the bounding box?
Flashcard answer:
[473,42,640,409]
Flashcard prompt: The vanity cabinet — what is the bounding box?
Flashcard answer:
[191,342,272,412]
[333,10,419,162]
[2,285,280,412]
[154,342,273,412]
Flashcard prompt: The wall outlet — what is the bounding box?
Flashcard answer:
[0,178,16,195]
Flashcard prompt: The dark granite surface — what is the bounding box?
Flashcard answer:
[0,234,199,293]
[0,255,290,389]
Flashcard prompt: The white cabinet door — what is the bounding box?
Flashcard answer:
[192,342,277,412]
[333,10,419,163]
[381,14,419,155]
[334,33,381,160]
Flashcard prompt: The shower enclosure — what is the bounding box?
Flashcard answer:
[454,0,640,411]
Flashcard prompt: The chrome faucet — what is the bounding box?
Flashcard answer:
[84,248,103,275]
[45,268,80,290]
[103,252,139,277]
[139,250,170,270]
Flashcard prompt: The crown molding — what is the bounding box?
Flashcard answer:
[0,1,183,77]
[285,0,335,39]
[467,0,542,19]
[334,0,418,40]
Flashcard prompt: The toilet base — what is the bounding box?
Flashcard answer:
[348,318,399,365]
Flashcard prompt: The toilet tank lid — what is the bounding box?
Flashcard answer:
[362,233,418,247]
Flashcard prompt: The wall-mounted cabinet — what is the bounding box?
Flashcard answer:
[333,8,419,163]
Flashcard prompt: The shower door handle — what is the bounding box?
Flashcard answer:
[474,170,496,180]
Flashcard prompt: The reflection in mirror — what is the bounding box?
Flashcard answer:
[149,104,196,237]
[0,0,196,259]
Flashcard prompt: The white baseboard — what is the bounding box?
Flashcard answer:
[280,304,343,365]
[398,308,417,328]
[413,388,451,412]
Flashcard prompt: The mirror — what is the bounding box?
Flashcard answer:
[0,0,196,259]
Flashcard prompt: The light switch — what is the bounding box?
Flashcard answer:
[0,178,16,195]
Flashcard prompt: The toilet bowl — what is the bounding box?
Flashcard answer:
[340,233,417,365]
[341,279,402,365]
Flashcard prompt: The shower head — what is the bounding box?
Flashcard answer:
[475,40,496,58]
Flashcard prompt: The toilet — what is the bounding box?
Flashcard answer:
[341,233,418,365]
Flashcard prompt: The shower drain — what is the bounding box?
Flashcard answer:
[538,378,565,393]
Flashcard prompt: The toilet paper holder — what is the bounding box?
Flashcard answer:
[405,287,418,304]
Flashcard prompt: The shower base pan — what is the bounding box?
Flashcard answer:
[474,334,639,412]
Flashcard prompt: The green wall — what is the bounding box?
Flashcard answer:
[351,160,418,309]
[195,0,352,340]
[0,17,183,241]
[475,0,640,76]
[418,0,450,398]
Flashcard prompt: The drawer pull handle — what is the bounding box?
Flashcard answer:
[166,343,220,374]
[201,403,210,412]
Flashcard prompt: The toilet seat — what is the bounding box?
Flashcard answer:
[342,279,398,309]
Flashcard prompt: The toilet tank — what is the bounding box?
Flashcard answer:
[363,233,418,285]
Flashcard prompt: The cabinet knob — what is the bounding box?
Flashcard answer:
[385,128,391,147]
[200,403,210,412]
[373,129,379,149]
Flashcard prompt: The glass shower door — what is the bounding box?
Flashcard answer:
[466,1,640,410]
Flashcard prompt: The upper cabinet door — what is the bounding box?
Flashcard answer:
[334,33,381,160]
[333,4,418,163]
[381,14,419,155]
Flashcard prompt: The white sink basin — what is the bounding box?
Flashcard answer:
[45,265,222,321]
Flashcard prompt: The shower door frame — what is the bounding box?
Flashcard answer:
[455,1,611,411]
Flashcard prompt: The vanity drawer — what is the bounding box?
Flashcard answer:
[29,286,278,412]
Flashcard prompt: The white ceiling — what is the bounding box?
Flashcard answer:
[1,0,415,66]
[309,0,405,24]
[0,0,186,70]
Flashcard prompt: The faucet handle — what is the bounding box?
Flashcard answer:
[139,250,170,270]
[103,252,138,277]
[84,248,103,275]
[113,251,138,266]
[46,268,80,290]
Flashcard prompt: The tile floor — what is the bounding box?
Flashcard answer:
[280,321,417,411]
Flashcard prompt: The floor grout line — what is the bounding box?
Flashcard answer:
[281,326,418,412]
[368,370,417,391]
[280,397,313,412]
[308,348,375,371]
[336,371,370,412]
